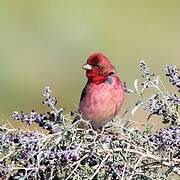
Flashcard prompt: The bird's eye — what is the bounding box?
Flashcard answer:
[95,63,100,67]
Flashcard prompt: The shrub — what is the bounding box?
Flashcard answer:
[0,62,179,179]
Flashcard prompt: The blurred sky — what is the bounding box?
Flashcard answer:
[0,1,180,125]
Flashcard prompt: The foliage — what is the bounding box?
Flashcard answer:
[0,62,179,179]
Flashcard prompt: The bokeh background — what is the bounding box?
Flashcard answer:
[0,1,179,127]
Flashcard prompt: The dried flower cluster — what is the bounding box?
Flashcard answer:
[11,87,64,134]
[0,62,180,179]
[124,61,180,125]
[164,65,180,91]
[0,125,79,179]
[149,126,180,158]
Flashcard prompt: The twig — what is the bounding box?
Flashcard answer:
[98,148,180,175]
[89,152,111,180]
[0,150,15,161]
[129,156,144,180]
[65,154,89,180]
[121,163,127,180]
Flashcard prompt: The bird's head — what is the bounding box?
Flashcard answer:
[82,53,115,83]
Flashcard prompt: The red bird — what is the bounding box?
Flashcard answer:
[79,52,124,129]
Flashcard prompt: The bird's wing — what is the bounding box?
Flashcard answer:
[80,82,89,102]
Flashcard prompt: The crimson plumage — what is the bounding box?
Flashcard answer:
[79,53,124,129]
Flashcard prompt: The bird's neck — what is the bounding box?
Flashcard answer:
[88,72,114,85]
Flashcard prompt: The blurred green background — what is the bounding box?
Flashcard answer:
[0,1,179,126]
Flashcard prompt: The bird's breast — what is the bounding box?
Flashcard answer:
[79,75,124,129]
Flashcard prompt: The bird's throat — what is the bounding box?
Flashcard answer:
[88,72,114,84]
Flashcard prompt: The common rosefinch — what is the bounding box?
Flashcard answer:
[79,52,124,129]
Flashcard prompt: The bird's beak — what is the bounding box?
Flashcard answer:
[82,64,92,70]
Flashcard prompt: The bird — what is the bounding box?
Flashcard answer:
[78,52,124,129]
